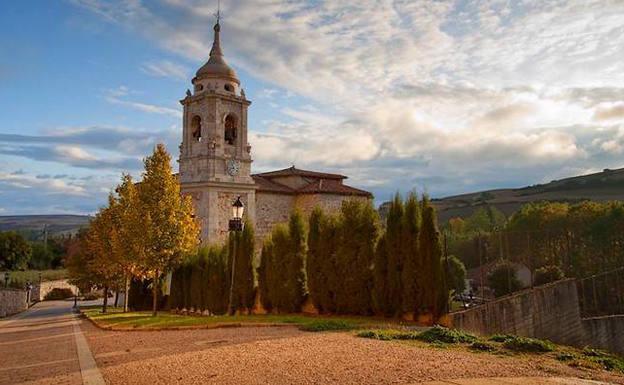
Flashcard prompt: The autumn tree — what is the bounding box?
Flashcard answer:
[138,144,200,316]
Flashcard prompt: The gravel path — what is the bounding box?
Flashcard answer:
[82,322,624,385]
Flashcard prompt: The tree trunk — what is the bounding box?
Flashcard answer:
[102,285,109,313]
[123,274,130,313]
[152,271,159,317]
[114,291,119,307]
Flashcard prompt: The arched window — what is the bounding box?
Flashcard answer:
[191,115,202,142]
[224,114,237,145]
[224,84,234,92]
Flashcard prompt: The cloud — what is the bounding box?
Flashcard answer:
[593,103,624,121]
[141,60,189,80]
[0,125,179,171]
[57,0,624,201]
[104,86,182,118]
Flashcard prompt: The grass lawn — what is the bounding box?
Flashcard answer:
[81,306,414,331]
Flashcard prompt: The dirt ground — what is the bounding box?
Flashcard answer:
[82,322,624,385]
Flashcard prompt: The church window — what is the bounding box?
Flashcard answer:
[224,84,234,92]
[191,115,202,142]
[224,114,237,145]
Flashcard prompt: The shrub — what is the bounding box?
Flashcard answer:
[534,265,564,286]
[489,334,515,343]
[502,336,555,353]
[416,325,477,344]
[556,352,575,361]
[582,348,624,372]
[44,288,74,300]
[470,341,496,352]
[357,329,416,341]
[299,320,356,332]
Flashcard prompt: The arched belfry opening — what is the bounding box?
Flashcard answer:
[191,115,202,142]
[224,114,237,145]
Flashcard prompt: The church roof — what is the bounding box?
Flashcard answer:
[195,22,239,83]
[252,167,372,197]
[253,166,347,180]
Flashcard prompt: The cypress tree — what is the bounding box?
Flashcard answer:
[419,196,447,318]
[385,193,404,316]
[319,213,340,313]
[372,233,389,315]
[258,238,274,312]
[227,221,255,312]
[401,192,421,315]
[189,252,203,311]
[307,207,325,312]
[287,211,307,313]
[335,200,378,314]
[270,224,290,312]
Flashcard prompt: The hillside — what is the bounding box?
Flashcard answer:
[0,215,91,238]
[431,167,624,222]
[378,167,624,223]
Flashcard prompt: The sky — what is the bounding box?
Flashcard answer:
[1,0,624,215]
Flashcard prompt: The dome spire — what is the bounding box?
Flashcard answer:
[194,0,239,84]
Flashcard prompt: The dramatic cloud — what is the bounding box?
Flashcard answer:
[8,0,624,212]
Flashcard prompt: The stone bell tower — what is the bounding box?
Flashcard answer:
[179,19,256,244]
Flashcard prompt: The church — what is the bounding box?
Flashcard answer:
[178,20,371,245]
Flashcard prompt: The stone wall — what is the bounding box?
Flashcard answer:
[450,279,586,346]
[582,315,624,356]
[33,279,79,301]
[255,192,295,244]
[0,288,28,317]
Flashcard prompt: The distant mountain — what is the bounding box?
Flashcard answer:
[0,215,91,239]
[379,167,624,223]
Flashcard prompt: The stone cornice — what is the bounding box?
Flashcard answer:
[179,91,252,106]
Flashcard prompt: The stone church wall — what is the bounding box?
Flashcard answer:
[255,192,295,243]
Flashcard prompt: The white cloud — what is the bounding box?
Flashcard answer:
[141,60,189,80]
[104,86,182,118]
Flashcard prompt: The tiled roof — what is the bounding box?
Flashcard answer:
[252,175,295,194]
[253,166,346,180]
[296,178,372,197]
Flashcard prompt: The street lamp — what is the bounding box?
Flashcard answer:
[4,272,9,288]
[227,196,244,315]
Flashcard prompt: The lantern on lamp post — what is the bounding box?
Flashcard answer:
[227,196,244,315]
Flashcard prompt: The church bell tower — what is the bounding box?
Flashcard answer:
[179,19,256,244]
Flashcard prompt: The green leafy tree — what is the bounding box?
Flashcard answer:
[0,231,31,270]
[447,255,467,295]
[487,262,523,297]
[385,193,404,316]
[306,207,326,312]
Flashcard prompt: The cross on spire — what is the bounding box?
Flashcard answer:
[214,0,221,25]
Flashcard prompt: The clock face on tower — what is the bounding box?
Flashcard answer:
[226,159,240,176]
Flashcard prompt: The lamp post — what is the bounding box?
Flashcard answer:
[4,272,9,288]
[227,196,244,315]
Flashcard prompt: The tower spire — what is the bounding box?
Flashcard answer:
[209,0,223,60]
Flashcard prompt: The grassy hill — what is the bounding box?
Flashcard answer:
[378,167,624,223]
[431,167,624,223]
[0,215,91,239]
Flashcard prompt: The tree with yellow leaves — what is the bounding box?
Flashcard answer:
[138,144,199,316]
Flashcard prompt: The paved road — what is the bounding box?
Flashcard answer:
[0,301,103,385]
